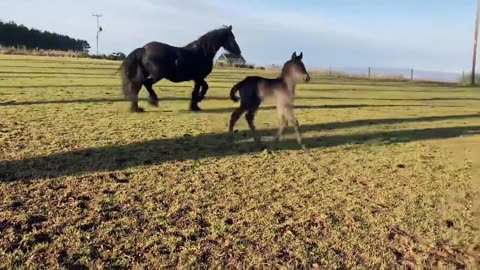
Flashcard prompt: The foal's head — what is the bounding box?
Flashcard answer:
[282,52,310,83]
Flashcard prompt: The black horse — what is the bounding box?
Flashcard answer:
[120,25,241,112]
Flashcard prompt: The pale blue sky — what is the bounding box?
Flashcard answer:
[0,0,477,71]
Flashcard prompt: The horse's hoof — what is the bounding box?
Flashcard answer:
[190,104,202,111]
[149,98,159,107]
[301,145,310,153]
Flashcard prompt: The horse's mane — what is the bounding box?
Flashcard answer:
[184,26,228,51]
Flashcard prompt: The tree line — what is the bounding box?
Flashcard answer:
[0,20,90,52]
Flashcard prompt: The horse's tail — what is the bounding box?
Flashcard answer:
[114,62,124,75]
[120,47,145,99]
[230,79,247,102]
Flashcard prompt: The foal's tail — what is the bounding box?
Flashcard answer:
[230,79,247,102]
[120,47,146,99]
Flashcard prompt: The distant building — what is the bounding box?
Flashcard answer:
[216,53,246,66]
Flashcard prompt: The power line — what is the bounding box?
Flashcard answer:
[92,13,103,55]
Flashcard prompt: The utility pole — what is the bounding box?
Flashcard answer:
[92,13,103,55]
[472,0,480,85]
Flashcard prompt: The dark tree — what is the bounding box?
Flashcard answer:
[0,20,90,52]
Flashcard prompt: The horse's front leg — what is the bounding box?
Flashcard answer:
[198,80,209,101]
[190,82,202,111]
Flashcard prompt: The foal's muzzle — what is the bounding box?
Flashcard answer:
[304,74,311,82]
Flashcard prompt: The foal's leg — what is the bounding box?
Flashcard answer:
[190,82,202,111]
[198,80,209,101]
[284,106,308,152]
[229,107,246,133]
[144,78,159,107]
[245,109,262,146]
[274,114,287,143]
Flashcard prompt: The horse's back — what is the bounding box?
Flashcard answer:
[142,42,180,59]
[141,41,213,82]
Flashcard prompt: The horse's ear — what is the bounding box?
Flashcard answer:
[291,52,297,60]
[298,52,303,60]
[228,25,232,31]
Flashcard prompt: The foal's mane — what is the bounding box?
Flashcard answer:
[184,26,229,54]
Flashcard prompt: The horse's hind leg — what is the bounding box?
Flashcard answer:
[190,82,202,111]
[128,81,144,113]
[284,106,308,152]
[143,78,159,107]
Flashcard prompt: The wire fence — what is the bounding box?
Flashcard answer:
[311,66,463,83]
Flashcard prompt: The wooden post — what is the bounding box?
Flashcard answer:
[411,68,414,81]
[329,65,332,76]
[472,0,480,85]
[368,67,371,78]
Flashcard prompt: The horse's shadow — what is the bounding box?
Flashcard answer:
[1,113,479,182]
[196,104,445,114]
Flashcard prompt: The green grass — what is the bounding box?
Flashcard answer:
[0,54,479,268]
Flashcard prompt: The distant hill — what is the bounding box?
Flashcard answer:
[0,20,90,52]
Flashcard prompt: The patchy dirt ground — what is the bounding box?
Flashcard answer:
[0,55,479,268]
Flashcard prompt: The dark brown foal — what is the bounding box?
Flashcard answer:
[228,52,310,151]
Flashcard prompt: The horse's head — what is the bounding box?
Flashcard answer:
[221,25,241,55]
[282,52,310,83]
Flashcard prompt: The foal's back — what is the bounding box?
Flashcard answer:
[257,77,293,105]
[234,76,292,105]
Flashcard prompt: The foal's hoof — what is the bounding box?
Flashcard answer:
[301,145,310,153]
[149,98,159,107]
[259,144,268,151]
[131,107,145,113]
[227,133,235,143]
[254,139,266,150]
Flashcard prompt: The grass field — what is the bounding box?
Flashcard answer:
[0,54,479,269]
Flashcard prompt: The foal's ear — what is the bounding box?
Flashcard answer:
[291,51,297,60]
[228,25,233,31]
[298,52,303,60]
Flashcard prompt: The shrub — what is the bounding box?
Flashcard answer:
[0,47,125,61]
[458,72,480,85]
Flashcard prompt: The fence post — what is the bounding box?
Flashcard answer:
[329,65,332,76]
[368,67,371,78]
[410,68,414,81]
